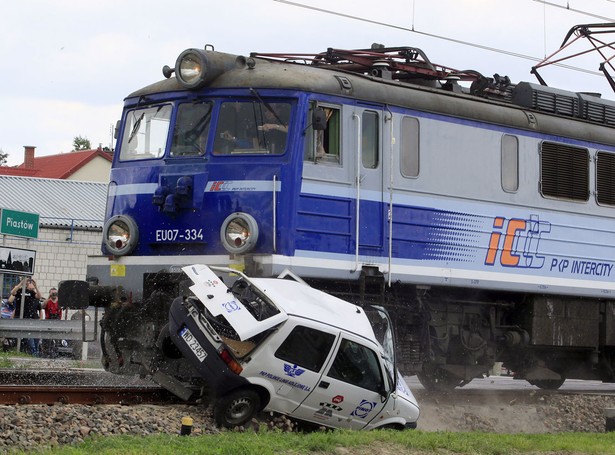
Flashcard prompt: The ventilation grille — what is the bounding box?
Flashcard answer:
[597,151,615,206]
[540,142,589,201]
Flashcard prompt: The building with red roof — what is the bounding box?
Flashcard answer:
[0,146,113,182]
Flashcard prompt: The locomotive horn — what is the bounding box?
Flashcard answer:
[162,65,175,78]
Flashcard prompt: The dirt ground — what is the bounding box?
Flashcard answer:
[412,381,615,434]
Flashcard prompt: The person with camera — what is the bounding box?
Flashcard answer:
[8,277,42,357]
[41,288,62,357]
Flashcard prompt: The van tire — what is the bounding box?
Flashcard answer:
[214,388,261,428]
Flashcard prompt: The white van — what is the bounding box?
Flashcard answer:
[169,264,420,430]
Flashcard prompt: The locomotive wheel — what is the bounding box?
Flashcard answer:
[214,388,261,428]
[416,367,466,391]
[528,378,566,390]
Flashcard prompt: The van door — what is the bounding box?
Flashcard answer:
[289,334,389,429]
[244,322,339,416]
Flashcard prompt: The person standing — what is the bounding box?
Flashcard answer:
[42,288,61,320]
[8,277,42,356]
[41,288,62,357]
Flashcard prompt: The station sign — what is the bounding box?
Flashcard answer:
[0,208,39,239]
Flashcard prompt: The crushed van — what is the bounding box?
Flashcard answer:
[169,264,420,429]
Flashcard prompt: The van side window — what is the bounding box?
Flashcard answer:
[275,326,336,372]
[328,339,384,393]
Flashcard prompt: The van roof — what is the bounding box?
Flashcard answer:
[249,277,377,341]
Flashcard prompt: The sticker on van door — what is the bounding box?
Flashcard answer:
[350,400,377,419]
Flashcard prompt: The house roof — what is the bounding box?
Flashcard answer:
[0,176,107,230]
[0,149,112,179]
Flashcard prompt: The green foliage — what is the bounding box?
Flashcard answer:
[73,136,91,151]
[31,428,615,455]
[0,148,8,166]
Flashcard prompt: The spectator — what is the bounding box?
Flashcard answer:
[8,277,42,356]
[42,288,62,320]
[41,288,62,357]
[0,298,16,351]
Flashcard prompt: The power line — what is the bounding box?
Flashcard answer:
[273,0,603,77]
[532,0,615,21]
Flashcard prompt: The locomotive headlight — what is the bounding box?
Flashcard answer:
[103,215,139,256]
[173,48,243,90]
[220,213,259,255]
[175,49,207,89]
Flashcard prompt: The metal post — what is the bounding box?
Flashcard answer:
[606,408,615,432]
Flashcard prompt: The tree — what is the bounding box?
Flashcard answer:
[73,136,91,151]
[0,148,8,166]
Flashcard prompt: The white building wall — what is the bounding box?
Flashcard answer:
[1,226,101,298]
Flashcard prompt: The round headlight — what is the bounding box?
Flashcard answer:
[175,49,207,89]
[103,215,139,256]
[220,213,259,255]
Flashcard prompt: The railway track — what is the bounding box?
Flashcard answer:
[0,384,180,405]
[0,367,190,405]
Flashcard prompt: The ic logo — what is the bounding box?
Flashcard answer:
[209,181,225,191]
[484,214,550,269]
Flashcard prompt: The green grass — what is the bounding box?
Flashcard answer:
[25,429,615,455]
[0,348,32,368]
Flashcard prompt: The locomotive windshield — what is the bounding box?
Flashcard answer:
[120,104,172,161]
[119,99,291,160]
[170,101,213,157]
[213,101,290,155]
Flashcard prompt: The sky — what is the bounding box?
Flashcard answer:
[1,0,614,166]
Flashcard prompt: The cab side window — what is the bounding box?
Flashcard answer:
[328,339,384,393]
[305,105,341,164]
[275,326,336,372]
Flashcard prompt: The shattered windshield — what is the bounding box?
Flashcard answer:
[213,101,290,155]
[119,104,172,161]
[365,306,396,390]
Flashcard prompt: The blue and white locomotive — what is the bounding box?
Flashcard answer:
[84,30,615,393]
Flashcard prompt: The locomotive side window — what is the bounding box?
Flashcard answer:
[400,116,419,177]
[596,151,615,206]
[540,141,589,201]
[170,101,213,157]
[120,104,172,161]
[305,105,341,164]
[501,134,519,192]
[212,101,290,155]
[362,110,379,169]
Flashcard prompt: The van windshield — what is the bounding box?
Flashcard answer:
[365,306,396,390]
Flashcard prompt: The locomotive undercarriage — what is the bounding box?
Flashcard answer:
[95,269,615,397]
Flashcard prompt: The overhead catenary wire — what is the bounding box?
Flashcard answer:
[532,0,615,22]
[273,0,604,77]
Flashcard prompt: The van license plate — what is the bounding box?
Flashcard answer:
[180,327,208,362]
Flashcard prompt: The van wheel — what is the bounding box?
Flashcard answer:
[214,388,261,428]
